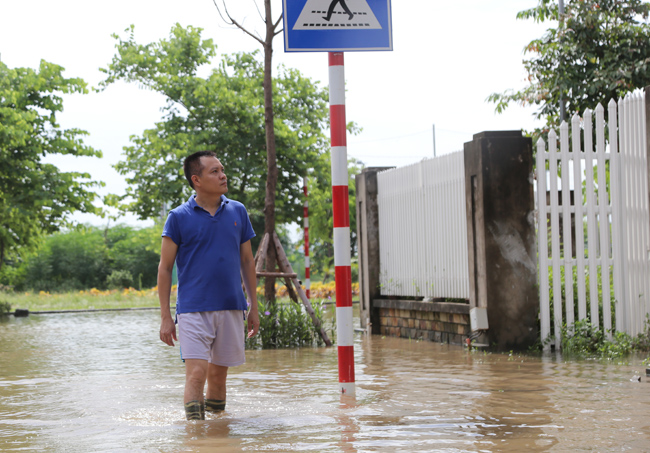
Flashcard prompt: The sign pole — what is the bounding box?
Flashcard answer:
[284,0,392,396]
[328,51,355,396]
[303,175,310,299]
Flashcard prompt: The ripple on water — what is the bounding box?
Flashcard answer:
[1,311,650,452]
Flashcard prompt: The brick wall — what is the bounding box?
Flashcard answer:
[373,299,470,345]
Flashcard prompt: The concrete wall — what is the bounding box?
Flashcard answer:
[464,131,539,350]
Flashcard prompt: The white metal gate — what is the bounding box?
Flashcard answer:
[377,151,469,299]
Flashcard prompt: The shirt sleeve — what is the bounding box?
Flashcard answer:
[240,207,256,244]
[162,210,181,245]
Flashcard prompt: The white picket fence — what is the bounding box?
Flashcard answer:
[616,92,650,336]
[373,93,649,345]
[376,151,469,299]
[536,92,650,347]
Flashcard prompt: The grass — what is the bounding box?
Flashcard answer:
[0,281,356,313]
[247,299,335,349]
[553,318,650,359]
[0,287,168,312]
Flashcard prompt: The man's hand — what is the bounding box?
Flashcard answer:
[240,240,259,339]
[160,316,177,346]
[158,236,179,347]
[247,309,259,338]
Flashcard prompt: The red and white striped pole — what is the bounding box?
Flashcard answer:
[328,52,355,396]
[303,176,310,299]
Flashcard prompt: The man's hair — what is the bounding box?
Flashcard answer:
[184,151,217,189]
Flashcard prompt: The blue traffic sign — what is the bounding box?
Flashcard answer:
[283,0,393,52]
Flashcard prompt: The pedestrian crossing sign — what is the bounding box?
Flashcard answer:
[283,0,393,52]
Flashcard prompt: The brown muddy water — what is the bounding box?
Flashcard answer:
[1,310,650,452]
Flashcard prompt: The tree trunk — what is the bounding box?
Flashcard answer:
[262,0,279,305]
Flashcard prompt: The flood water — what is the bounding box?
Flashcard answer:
[1,310,650,452]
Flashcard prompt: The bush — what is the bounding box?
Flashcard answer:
[20,227,109,291]
[106,270,134,289]
[246,299,330,349]
[557,318,650,358]
[3,223,162,292]
[630,315,650,351]
[106,224,161,289]
[0,300,11,316]
[0,285,13,315]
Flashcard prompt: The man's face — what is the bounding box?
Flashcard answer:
[195,156,228,196]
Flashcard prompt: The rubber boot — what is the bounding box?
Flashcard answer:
[205,399,226,413]
[184,400,205,420]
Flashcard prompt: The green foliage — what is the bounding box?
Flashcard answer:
[283,233,308,281]
[0,285,11,315]
[0,300,10,316]
[246,300,329,349]
[489,0,650,135]
[106,270,134,289]
[24,226,109,291]
[99,24,364,279]
[305,158,364,281]
[0,224,161,292]
[105,223,161,289]
[556,317,650,358]
[631,316,650,351]
[0,60,104,272]
[559,319,607,355]
[0,262,26,291]
[98,24,332,239]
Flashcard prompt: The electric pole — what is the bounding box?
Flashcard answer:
[432,124,437,158]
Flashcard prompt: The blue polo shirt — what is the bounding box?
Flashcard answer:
[162,194,256,314]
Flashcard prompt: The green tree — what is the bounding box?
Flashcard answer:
[23,226,109,291]
[99,25,331,253]
[488,0,650,132]
[6,224,162,292]
[305,157,363,282]
[213,0,284,303]
[0,60,103,272]
[102,25,329,237]
[106,223,161,289]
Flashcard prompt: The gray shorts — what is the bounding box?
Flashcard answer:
[177,310,246,367]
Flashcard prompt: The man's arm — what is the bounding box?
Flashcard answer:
[158,236,179,346]
[240,240,259,338]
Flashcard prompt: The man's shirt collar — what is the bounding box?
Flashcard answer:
[188,194,229,212]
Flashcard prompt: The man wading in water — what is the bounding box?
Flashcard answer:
[157,151,260,420]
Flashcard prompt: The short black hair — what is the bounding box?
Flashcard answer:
[184,151,217,189]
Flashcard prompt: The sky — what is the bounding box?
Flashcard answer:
[0,0,548,227]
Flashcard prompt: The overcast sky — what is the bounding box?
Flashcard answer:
[0,0,547,227]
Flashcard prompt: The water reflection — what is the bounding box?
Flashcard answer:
[1,311,650,451]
